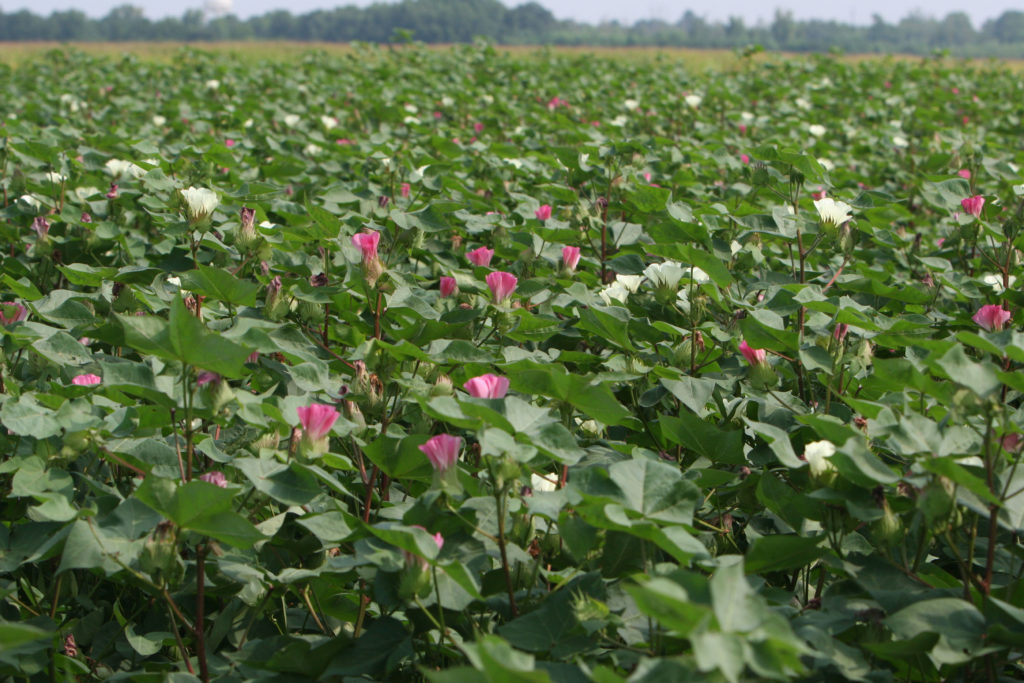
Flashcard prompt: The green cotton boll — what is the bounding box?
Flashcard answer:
[398,565,432,600]
[918,477,956,531]
[873,500,904,547]
[298,300,324,324]
[749,362,778,390]
[139,526,185,587]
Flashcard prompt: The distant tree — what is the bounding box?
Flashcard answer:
[988,11,1024,43]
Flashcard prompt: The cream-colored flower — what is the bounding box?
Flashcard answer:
[808,124,826,137]
[814,197,853,226]
[283,114,301,127]
[180,187,219,225]
[644,261,686,290]
[205,79,220,90]
[303,143,323,156]
[105,159,144,179]
[804,440,837,479]
[530,473,557,493]
[684,94,702,108]
[46,171,66,184]
[599,282,630,305]
[616,274,644,293]
[624,98,640,111]
[152,115,167,127]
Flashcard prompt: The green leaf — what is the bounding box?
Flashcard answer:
[180,265,260,306]
[744,534,826,574]
[660,410,745,465]
[234,457,322,506]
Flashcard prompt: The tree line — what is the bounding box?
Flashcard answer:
[2,0,1024,57]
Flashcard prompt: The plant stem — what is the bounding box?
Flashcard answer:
[195,544,209,683]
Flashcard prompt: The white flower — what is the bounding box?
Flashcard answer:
[623,98,640,111]
[530,473,557,493]
[74,186,101,200]
[441,96,455,107]
[283,114,301,127]
[105,159,147,180]
[320,115,338,129]
[166,276,182,288]
[684,94,702,108]
[814,197,853,226]
[892,135,909,149]
[1013,183,1024,197]
[740,111,755,122]
[808,124,826,137]
[481,94,495,105]
[817,158,835,172]
[303,143,323,156]
[599,282,630,305]
[152,115,167,127]
[804,441,837,479]
[403,103,418,114]
[46,171,66,184]
[795,97,812,110]
[616,274,644,293]
[402,116,420,125]
[644,261,686,290]
[684,265,710,284]
[243,118,253,128]
[180,187,219,225]
[18,194,41,210]
[982,273,1016,293]
[610,115,628,127]
[205,79,220,90]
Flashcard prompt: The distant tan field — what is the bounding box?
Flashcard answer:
[0,41,1020,71]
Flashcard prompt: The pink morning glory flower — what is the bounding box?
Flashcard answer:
[973,304,1011,332]
[535,204,552,221]
[440,276,457,298]
[72,374,102,386]
[486,271,518,304]
[199,471,228,488]
[467,246,494,267]
[961,195,984,218]
[419,434,461,472]
[463,373,510,399]
[739,340,767,366]
[562,246,581,271]
[351,231,380,263]
[297,404,340,442]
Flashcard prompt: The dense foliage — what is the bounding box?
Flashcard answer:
[2,44,1024,681]
[4,2,1024,57]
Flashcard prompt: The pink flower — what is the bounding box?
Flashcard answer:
[0,302,27,325]
[535,204,552,221]
[105,184,118,199]
[225,139,235,147]
[81,212,92,223]
[951,87,959,95]
[973,304,1011,332]
[71,374,101,386]
[463,374,510,399]
[32,216,50,239]
[336,138,353,145]
[562,246,581,271]
[247,350,261,364]
[401,182,410,198]
[440,276,457,298]
[297,404,340,442]
[739,340,767,366]
[473,122,484,133]
[812,188,827,201]
[1002,433,1022,453]
[961,195,984,217]
[643,172,652,182]
[833,323,849,342]
[957,169,971,179]
[467,246,494,267]
[740,154,750,165]
[738,123,747,134]
[196,371,220,386]
[432,531,444,550]
[403,528,445,569]
[937,238,945,247]
[419,434,461,472]
[352,231,380,263]
[486,271,518,304]
[199,471,228,488]
[433,111,442,119]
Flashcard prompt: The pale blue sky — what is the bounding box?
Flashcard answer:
[1,0,1017,27]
